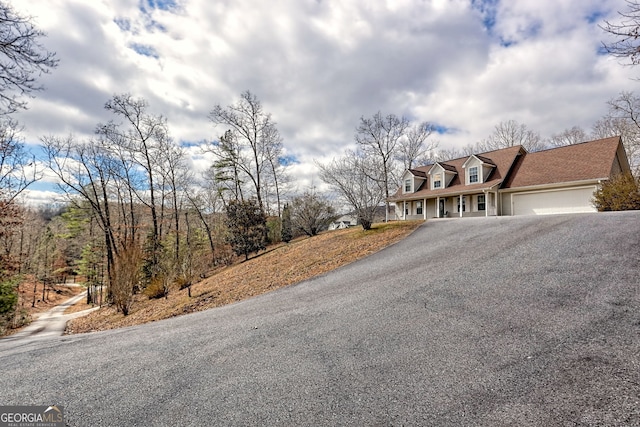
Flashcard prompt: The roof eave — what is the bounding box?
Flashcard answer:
[501,178,607,193]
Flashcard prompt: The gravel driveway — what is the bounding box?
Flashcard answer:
[0,211,638,426]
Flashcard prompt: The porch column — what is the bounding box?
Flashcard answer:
[423,198,427,220]
[403,201,406,220]
[485,191,488,217]
[459,194,463,218]
[436,196,440,218]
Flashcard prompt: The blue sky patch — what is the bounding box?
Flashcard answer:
[586,9,607,25]
[114,18,131,32]
[180,140,202,148]
[471,0,499,33]
[146,0,178,11]
[499,38,514,48]
[432,124,456,135]
[279,155,299,166]
[129,43,159,59]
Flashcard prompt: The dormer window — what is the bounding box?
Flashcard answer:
[428,164,456,189]
[404,179,411,192]
[433,174,442,188]
[469,167,478,183]
[462,155,496,185]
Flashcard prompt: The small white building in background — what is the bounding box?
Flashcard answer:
[328,215,358,230]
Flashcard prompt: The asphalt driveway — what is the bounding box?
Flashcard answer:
[0,212,638,426]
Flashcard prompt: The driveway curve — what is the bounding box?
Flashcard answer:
[1,291,98,342]
[0,212,638,426]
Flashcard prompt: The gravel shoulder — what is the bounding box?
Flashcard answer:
[0,212,638,426]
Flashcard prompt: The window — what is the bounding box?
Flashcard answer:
[457,196,466,212]
[416,200,423,215]
[404,179,411,192]
[469,166,478,184]
[433,173,442,189]
[477,194,485,211]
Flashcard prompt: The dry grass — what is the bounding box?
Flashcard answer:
[66,221,423,334]
[63,298,95,315]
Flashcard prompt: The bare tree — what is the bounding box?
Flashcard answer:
[97,94,169,277]
[156,137,189,263]
[600,1,640,65]
[355,112,409,222]
[290,189,336,236]
[594,92,640,175]
[433,143,480,162]
[209,91,284,214]
[478,120,546,152]
[396,121,438,170]
[317,150,386,230]
[548,126,589,147]
[0,2,58,114]
[42,135,119,297]
[262,124,288,217]
[0,119,39,205]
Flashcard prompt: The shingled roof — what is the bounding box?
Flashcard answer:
[503,136,625,189]
[389,145,524,200]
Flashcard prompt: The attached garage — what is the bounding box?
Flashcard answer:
[511,186,598,215]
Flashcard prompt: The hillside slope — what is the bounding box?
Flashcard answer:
[66,221,422,333]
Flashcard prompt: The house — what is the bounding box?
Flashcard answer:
[389,136,631,218]
[328,215,358,230]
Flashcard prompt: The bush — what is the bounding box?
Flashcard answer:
[0,278,18,335]
[111,244,142,315]
[0,279,17,317]
[593,173,640,211]
[144,275,172,300]
[267,216,282,245]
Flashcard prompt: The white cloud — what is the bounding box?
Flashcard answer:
[11,0,640,205]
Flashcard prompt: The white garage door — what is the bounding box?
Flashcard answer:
[513,187,597,215]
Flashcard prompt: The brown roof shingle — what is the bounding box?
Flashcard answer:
[504,136,623,189]
[389,145,524,200]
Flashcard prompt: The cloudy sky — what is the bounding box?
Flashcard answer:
[12,0,639,204]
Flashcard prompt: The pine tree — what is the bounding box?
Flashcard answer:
[226,199,267,261]
[281,203,293,243]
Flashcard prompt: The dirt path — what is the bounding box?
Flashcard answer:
[1,292,99,342]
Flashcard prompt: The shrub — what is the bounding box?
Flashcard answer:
[267,216,282,245]
[0,278,17,334]
[593,173,640,211]
[0,279,17,317]
[111,244,142,315]
[144,275,172,299]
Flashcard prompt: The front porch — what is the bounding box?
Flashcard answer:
[398,192,499,220]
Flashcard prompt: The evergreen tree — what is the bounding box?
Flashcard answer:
[226,199,267,261]
[281,203,293,243]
